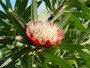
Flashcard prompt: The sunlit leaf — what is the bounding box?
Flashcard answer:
[0,47,31,67]
[38,9,46,22]
[31,0,38,20]
[72,12,90,20]
[51,5,67,21]
[43,52,72,68]
[57,43,84,50]
[70,14,88,32]
[60,13,71,29]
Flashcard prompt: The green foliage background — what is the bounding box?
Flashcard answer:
[0,0,90,68]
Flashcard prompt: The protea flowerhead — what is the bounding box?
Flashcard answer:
[26,20,63,47]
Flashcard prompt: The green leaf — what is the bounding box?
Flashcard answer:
[44,46,59,55]
[0,44,6,49]
[78,0,87,3]
[21,55,33,68]
[55,0,67,12]
[0,31,15,36]
[22,5,31,22]
[77,33,88,44]
[83,20,90,28]
[81,39,90,45]
[43,0,52,11]
[43,52,72,68]
[6,0,12,10]
[22,1,42,22]
[0,37,15,45]
[37,0,42,7]
[70,14,88,32]
[51,5,66,21]
[67,0,81,10]
[57,43,84,50]
[0,26,12,33]
[52,0,56,7]
[80,3,90,13]
[72,12,90,20]
[14,0,22,13]
[78,50,90,68]
[39,54,48,68]
[68,1,90,13]
[31,0,38,20]
[51,12,62,22]
[27,56,33,68]
[18,0,28,17]
[51,0,56,11]
[60,13,71,29]
[8,12,26,35]
[0,0,8,12]
[0,10,8,19]
[0,47,31,67]
[0,58,12,68]
[38,9,46,22]
[0,19,9,26]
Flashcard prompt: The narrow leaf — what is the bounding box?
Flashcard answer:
[31,0,38,20]
[57,43,84,50]
[80,3,90,13]
[51,6,67,21]
[43,0,52,11]
[79,0,87,3]
[18,0,28,17]
[0,10,8,19]
[38,9,46,22]
[8,12,26,35]
[0,19,9,26]
[0,31,15,36]
[0,47,31,67]
[60,13,71,29]
[22,5,31,22]
[6,0,12,10]
[22,1,42,22]
[78,50,90,68]
[39,54,48,68]
[43,52,72,68]
[0,0,8,12]
[52,0,56,7]
[70,14,88,32]
[14,0,22,13]
[72,12,90,20]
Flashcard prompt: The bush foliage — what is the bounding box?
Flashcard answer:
[0,0,90,68]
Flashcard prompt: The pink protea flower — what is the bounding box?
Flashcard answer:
[26,20,63,47]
